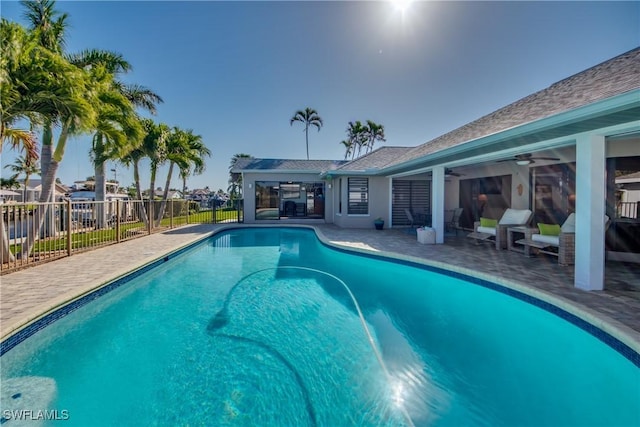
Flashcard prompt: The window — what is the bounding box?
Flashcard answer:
[348,177,368,215]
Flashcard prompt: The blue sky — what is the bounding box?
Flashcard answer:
[2,1,638,193]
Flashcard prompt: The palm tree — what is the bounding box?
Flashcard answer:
[156,128,209,226]
[364,120,385,154]
[67,49,160,228]
[20,0,68,53]
[347,121,368,158]
[0,20,48,164]
[19,0,69,185]
[290,108,323,160]
[339,140,354,160]
[228,153,252,201]
[121,119,168,227]
[178,133,210,199]
[4,155,40,202]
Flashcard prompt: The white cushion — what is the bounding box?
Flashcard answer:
[476,226,497,235]
[561,213,575,233]
[499,208,532,225]
[532,234,559,246]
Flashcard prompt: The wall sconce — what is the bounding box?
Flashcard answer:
[248,183,252,189]
[327,183,332,189]
[516,159,532,166]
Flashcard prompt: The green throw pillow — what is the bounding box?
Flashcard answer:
[538,223,561,236]
[480,217,497,228]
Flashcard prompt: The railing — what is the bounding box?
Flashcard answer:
[0,199,243,274]
[617,201,639,219]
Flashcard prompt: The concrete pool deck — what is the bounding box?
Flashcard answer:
[1,223,639,352]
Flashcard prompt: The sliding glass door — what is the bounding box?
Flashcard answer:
[255,181,325,220]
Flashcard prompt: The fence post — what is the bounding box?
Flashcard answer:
[170,199,174,229]
[66,199,72,256]
[116,199,121,243]
[212,203,216,224]
[186,202,189,225]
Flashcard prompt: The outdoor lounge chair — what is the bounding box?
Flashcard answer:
[446,208,464,235]
[518,213,610,266]
[467,208,533,250]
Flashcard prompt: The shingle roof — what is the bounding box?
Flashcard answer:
[387,47,640,167]
[336,146,414,171]
[232,158,347,172]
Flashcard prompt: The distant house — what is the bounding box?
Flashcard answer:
[233,47,640,291]
[154,189,183,199]
[16,179,70,202]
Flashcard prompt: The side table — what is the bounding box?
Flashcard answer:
[507,226,536,253]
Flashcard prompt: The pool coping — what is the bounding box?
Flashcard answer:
[2,224,639,364]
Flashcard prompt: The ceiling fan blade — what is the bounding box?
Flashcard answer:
[530,157,560,161]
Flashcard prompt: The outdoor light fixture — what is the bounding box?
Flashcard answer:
[516,159,532,166]
[248,183,252,189]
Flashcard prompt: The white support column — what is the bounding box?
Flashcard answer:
[388,178,393,226]
[575,134,607,291]
[432,166,445,244]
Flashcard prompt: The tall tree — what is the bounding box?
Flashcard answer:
[178,133,210,199]
[156,128,209,226]
[67,49,160,228]
[364,120,385,154]
[121,119,168,227]
[0,19,49,164]
[346,121,367,158]
[4,155,40,201]
[228,153,252,201]
[19,0,69,185]
[290,108,323,160]
[339,140,354,160]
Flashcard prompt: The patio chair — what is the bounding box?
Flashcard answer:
[404,208,424,234]
[521,213,610,266]
[467,208,533,250]
[446,208,464,235]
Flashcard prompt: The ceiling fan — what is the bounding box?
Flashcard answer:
[497,153,559,165]
[444,168,464,177]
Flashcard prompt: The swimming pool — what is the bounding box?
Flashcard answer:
[1,227,639,426]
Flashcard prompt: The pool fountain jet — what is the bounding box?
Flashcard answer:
[206,266,416,427]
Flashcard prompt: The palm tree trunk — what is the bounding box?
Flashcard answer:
[149,163,158,228]
[305,124,309,160]
[40,123,53,179]
[155,162,174,227]
[133,160,149,227]
[20,121,70,258]
[20,160,60,259]
[0,148,15,263]
[95,160,107,229]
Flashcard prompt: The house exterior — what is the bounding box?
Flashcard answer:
[234,47,640,291]
[232,159,347,223]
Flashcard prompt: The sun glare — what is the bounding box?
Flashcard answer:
[392,0,414,13]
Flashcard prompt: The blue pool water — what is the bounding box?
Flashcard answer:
[1,227,639,426]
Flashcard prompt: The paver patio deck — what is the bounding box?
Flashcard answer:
[1,223,639,351]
